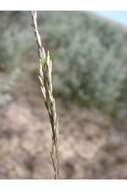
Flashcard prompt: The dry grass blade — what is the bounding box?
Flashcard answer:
[31,11,60,179]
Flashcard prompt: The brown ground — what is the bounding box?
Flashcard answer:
[1,61,127,179]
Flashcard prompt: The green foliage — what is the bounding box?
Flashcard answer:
[0,68,20,106]
[0,12,31,105]
[39,12,127,116]
[1,12,127,117]
[0,12,31,71]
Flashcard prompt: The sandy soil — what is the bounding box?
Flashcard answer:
[0,62,127,179]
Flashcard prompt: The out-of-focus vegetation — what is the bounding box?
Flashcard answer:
[0,11,127,119]
[39,12,127,118]
[0,12,31,105]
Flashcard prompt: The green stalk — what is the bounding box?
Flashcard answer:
[31,11,59,179]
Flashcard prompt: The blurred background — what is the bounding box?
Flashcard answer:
[0,11,127,179]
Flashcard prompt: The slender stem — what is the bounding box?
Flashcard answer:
[31,11,59,179]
